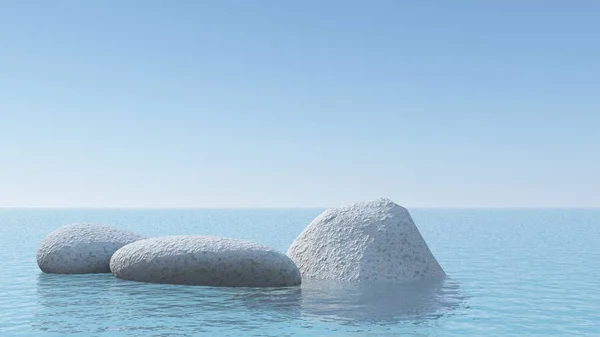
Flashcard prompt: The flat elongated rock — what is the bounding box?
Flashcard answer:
[110,236,301,287]
[37,223,145,274]
[287,198,445,282]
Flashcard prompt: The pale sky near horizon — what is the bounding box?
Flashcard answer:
[1,1,599,208]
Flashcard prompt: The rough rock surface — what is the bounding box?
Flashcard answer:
[110,236,301,287]
[287,198,445,282]
[37,223,145,274]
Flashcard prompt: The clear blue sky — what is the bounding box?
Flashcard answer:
[1,1,599,208]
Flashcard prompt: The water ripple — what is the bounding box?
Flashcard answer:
[28,274,465,336]
[1,209,600,335]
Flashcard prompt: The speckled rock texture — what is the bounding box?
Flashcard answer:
[37,223,145,274]
[110,236,302,287]
[287,198,445,282]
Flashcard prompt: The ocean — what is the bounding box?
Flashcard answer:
[1,208,598,336]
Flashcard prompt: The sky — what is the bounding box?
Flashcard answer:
[1,1,599,208]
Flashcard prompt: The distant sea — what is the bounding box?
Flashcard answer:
[1,208,599,336]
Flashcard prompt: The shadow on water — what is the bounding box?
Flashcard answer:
[34,273,466,335]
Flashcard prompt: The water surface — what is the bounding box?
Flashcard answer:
[1,209,598,336]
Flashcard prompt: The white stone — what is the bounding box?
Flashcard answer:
[110,236,302,287]
[287,198,445,282]
[37,223,145,274]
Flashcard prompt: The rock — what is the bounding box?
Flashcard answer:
[110,236,302,287]
[287,198,445,282]
[37,223,145,274]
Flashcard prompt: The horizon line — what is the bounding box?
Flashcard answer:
[1,206,599,210]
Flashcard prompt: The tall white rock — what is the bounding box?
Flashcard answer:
[37,223,145,274]
[287,198,445,282]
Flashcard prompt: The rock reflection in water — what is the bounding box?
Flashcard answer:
[298,277,465,324]
[217,277,466,326]
[34,273,464,335]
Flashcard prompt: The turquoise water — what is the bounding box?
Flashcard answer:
[1,209,599,336]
